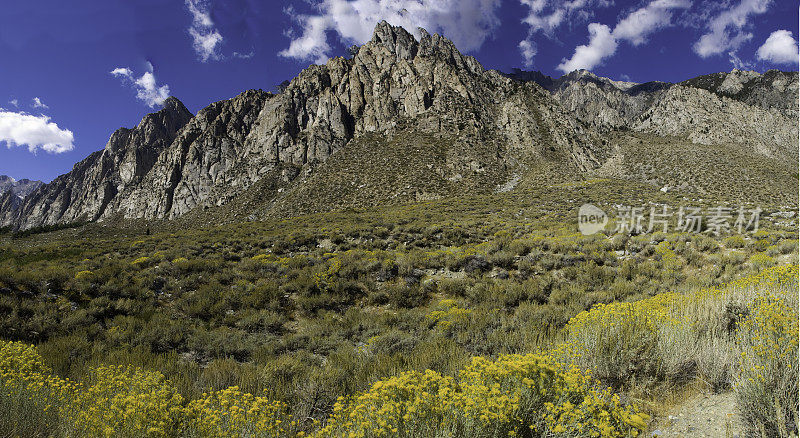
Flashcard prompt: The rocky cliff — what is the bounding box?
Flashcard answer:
[1,22,797,230]
[0,98,192,229]
[510,68,799,161]
[0,176,42,199]
[1,22,602,229]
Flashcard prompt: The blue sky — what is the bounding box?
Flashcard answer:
[0,0,797,182]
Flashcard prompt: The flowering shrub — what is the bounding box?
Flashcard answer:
[318,369,459,437]
[318,355,647,438]
[456,354,647,437]
[748,253,776,269]
[132,256,152,266]
[735,292,798,437]
[0,341,78,436]
[63,366,185,437]
[559,265,798,434]
[184,386,294,437]
[1,266,796,437]
[74,270,94,280]
[426,299,472,330]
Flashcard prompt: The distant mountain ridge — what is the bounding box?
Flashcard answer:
[505,68,798,160]
[1,22,797,230]
[0,176,43,216]
[0,176,43,199]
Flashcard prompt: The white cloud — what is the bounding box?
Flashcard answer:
[110,63,171,108]
[0,110,74,154]
[729,52,754,69]
[518,39,537,67]
[186,0,223,62]
[110,67,133,77]
[557,0,690,73]
[8,99,18,107]
[557,23,618,72]
[756,29,799,65]
[693,0,771,59]
[31,97,48,109]
[520,0,612,34]
[279,0,501,64]
[232,50,255,59]
[614,0,691,46]
[517,0,614,66]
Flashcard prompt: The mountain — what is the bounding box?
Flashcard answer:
[0,176,43,199]
[507,68,798,161]
[1,22,797,231]
[0,98,193,229]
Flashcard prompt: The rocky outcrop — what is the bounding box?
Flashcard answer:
[0,97,192,229]
[0,176,42,199]
[116,90,271,219]
[505,69,671,131]
[0,22,796,230]
[680,69,798,120]
[633,85,797,160]
[1,22,603,229]
[509,68,798,160]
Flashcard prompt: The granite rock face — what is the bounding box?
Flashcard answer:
[506,69,671,132]
[0,176,42,199]
[510,68,798,160]
[680,69,799,120]
[632,85,797,160]
[0,22,600,229]
[0,97,193,228]
[1,22,797,230]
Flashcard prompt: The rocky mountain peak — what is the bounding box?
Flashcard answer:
[563,69,599,81]
[370,20,419,60]
[0,176,43,199]
[136,97,193,141]
[0,20,796,231]
[105,97,192,154]
[679,69,798,119]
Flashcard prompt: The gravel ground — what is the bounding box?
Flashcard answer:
[650,392,741,438]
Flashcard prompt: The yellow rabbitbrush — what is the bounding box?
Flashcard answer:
[559,265,799,436]
[0,341,646,437]
[318,354,647,438]
[0,265,796,437]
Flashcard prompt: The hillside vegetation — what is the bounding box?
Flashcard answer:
[0,180,797,436]
[1,266,795,437]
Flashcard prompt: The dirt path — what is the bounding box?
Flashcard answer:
[650,391,741,437]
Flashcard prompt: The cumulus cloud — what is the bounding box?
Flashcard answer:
[110,67,133,77]
[518,39,538,67]
[31,97,48,109]
[614,0,691,45]
[186,0,224,62]
[557,0,690,73]
[110,63,171,108]
[517,0,613,66]
[557,23,618,72]
[756,29,799,65]
[693,0,771,59]
[0,110,74,154]
[520,0,612,35]
[279,0,501,64]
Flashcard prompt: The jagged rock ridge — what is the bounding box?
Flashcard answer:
[1,22,601,229]
[0,97,193,229]
[0,22,797,230]
[508,68,798,160]
[0,176,42,199]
